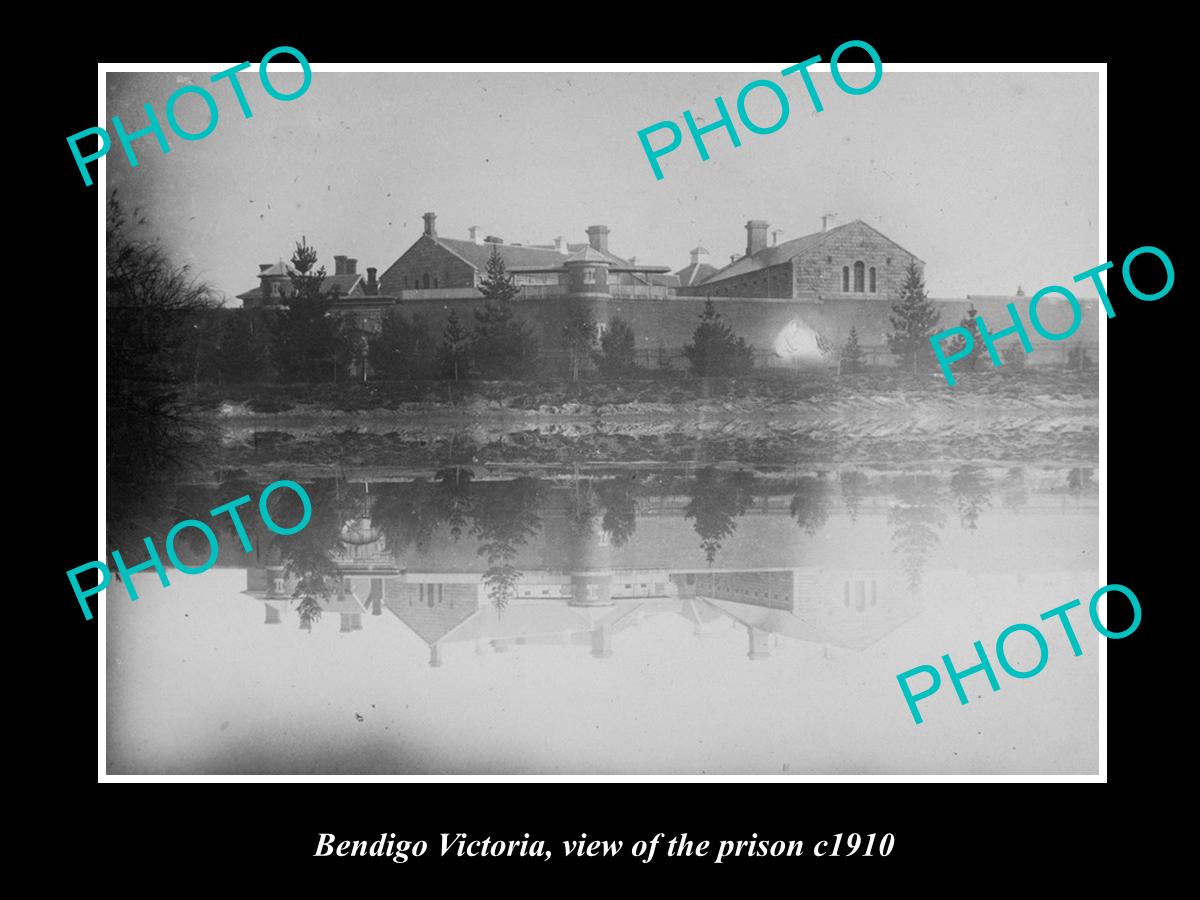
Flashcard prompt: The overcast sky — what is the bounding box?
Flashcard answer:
[107,70,1099,304]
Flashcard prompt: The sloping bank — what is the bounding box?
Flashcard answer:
[203,388,1100,469]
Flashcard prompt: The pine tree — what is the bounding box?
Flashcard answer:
[277,237,343,382]
[561,303,595,382]
[436,309,470,380]
[369,311,435,381]
[886,262,942,372]
[217,310,266,383]
[947,303,983,371]
[594,316,638,377]
[472,247,539,379]
[841,326,866,373]
[683,299,754,376]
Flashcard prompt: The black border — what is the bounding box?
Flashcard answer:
[40,19,1170,879]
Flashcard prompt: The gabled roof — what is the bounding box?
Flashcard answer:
[697,219,925,286]
[324,273,365,297]
[675,261,718,287]
[437,237,573,271]
[236,270,363,302]
[564,246,612,264]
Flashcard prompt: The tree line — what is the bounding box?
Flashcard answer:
[178,240,761,385]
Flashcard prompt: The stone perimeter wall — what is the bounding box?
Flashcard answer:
[352,292,1100,368]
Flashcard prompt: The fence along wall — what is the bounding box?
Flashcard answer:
[375,292,1101,370]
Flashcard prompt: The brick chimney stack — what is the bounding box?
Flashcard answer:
[365,267,378,295]
[586,225,610,254]
[346,258,357,275]
[334,255,348,275]
[423,212,437,237]
[469,225,481,244]
[746,220,769,257]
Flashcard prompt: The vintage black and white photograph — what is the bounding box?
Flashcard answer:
[102,67,1100,776]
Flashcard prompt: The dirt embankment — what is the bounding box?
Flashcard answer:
[193,368,1099,420]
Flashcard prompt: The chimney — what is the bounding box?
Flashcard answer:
[333,255,348,275]
[628,256,637,266]
[690,246,710,265]
[745,220,769,257]
[422,212,437,237]
[554,235,566,253]
[468,226,480,244]
[586,225,610,254]
[771,229,785,247]
[821,213,837,232]
[346,258,357,275]
[365,267,378,295]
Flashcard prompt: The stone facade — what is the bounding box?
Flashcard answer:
[378,234,479,294]
[792,221,922,299]
[682,219,923,301]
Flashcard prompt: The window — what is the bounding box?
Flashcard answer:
[826,255,832,263]
[887,256,893,265]
[583,267,596,284]
[422,273,430,288]
[433,277,439,288]
[869,266,877,293]
[271,282,282,297]
[842,266,850,292]
[596,321,608,338]
[854,261,865,292]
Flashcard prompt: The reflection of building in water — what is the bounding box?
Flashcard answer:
[673,568,917,659]
[243,568,373,633]
[230,473,1096,662]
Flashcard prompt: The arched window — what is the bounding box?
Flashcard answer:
[869,266,877,293]
[422,273,430,288]
[854,261,865,292]
[842,266,850,292]
[433,277,439,288]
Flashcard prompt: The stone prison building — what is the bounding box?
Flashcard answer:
[237,212,1101,373]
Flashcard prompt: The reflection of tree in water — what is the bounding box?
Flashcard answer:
[1000,467,1028,511]
[566,478,600,538]
[840,470,869,523]
[949,465,993,531]
[790,475,833,535]
[887,476,947,593]
[599,477,638,548]
[371,479,447,560]
[1067,468,1094,494]
[293,592,325,632]
[435,466,476,541]
[472,478,544,613]
[684,468,756,565]
[265,479,345,629]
